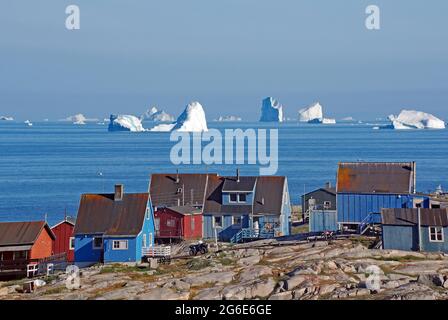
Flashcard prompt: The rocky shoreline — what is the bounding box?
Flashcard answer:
[1,238,448,300]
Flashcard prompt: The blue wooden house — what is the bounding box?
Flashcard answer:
[203,172,292,242]
[74,184,155,267]
[336,162,429,233]
[382,208,448,253]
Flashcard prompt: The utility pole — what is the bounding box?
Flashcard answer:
[417,207,422,251]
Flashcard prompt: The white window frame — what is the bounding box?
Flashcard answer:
[142,234,147,248]
[323,201,331,209]
[92,237,103,250]
[69,237,75,250]
[238,193,247,203]
[146,208,150,220]
[429,226,444,242]
[112,240,128,250]
[149,233,153,247]
[229,193,238,203]
[213,216,223,228]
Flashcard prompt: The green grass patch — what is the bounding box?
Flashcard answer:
[43,286,66,295]
[187,259,211,271]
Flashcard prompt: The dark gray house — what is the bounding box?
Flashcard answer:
[302,183,336,214]
[381,208,448,253]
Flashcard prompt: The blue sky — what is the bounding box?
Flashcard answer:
[0,0,447,120]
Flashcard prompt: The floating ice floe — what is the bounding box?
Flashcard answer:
[387,109,445,130]
[214,115,242,122]
[341,116,355,122]
[141,107,175,122]
[322,118,337,124]
[24,120,33,126]
[150,101,208,132]
[108,114,146,132]
[259,97,284,122]
[298,102,324,123]
[0,116,14,121]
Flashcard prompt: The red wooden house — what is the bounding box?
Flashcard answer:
[0,221,56,279]
[154,206,202,242]
[51,217,75,262]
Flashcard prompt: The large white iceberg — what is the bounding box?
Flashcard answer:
[150,101,208,132]
[108,114,146,132]
[259,97,284,122]
[388,110,445,130]
[141,107,175,122]
[0,116,14,121]
[298,102,323,123]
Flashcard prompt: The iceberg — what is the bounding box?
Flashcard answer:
[61,114,97,125]
[0,116,13,121]
[24,120,33,126]
[298,102,323,123]
[149,101,208,132]
[259,97,284,122]
[214,115,242,122]
[322,118,337,124]
[108,114,146,132]
[141,107,175,122]
[388,109,445,130]
[341,116,355,122]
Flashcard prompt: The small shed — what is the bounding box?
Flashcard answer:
[382,208,448,253]
[301,183,336,220]
[51,217,75,262]
[154,206,202,241]
[309,210,338,232]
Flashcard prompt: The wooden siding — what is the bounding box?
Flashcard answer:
[52,222,74,262]
[29,227,54,260]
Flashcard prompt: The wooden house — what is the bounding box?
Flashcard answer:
[336,162,429,232]
[154,206,202,242]
[0,221,56,278]
[74,184,155,267]
[51,217,75,262]
[382,208,448,253]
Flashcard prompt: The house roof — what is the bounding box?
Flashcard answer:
[0,221,56,247]
[74,193,149,236]
[337,162,415,194]
[204,175,287,215]
[167,206,202,215]
[381,208,448,227]
[304,187,336,197]
[51,216,76,229]
[150,173,215,207]
[222,176,257,192]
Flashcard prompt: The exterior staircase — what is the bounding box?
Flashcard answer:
[230,228,275,243]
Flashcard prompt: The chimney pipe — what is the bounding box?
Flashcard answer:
[325,182,331,189]
[175,169,180,184]
[115,184,124,201]
[236,168,240,183]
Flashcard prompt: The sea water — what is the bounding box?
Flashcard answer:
[0,121,447,225]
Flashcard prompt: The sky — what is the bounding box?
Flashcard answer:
[0,0,447,121]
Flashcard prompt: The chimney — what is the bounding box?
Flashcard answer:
[325,182,331,189]
[236,168,240,183]
[114,184,124,201]
[175,169,180,184]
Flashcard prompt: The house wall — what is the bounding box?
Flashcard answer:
[203,214,250,240]
[103,237,138,263]
[154,209,183,238]
[52,222,74,262]
[337,193,429,224]
[183,214,203,240]
[74,234,103,264]
[420,227,448,253]
[222,192,254,205]
[280,181,292,236]
[382,225,418,251]
[302,190,336,212]
[309,210,338,232]
[29,228,54,260]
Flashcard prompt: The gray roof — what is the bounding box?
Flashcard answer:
[167,206,202,215]
[222,176,257,192]
[74,193,149,236]
[381,208,448,227]
[0,221,55,247]
[337,162,415,194]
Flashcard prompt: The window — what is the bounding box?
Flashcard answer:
[233,216,242,225]
[154,218,160,231]
[142,234,147,248]
[229,194,237,203]
[429,227,444,242]
[13,251,27,260]
[146,208,151,220]
[93,237,103,249]
[149,233,153,247]
[323,201,331,209]
[167,219,175,227]
[69,237,75,250]
[214,216,222,228]
[191,217,195,231]
[112,240,128,250]
[238,194,247,203]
